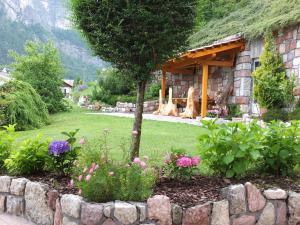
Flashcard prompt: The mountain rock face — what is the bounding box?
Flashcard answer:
[0,0,106,80]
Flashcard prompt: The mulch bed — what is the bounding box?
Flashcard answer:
[10,173,300,209]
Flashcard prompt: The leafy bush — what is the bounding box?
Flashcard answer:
[227,104,242,119]
[253,33,295,109]
[262,108,289,122]
[5,135,50,175]
[289,107,300,120]
[46,129,80,175]
[0,124,16,171]
[0,80,49,130]
[145,83,160,99]
[198,120,264,178]
[10,41,66,113]
[73,132,156,202]
[260,121,300,176]
[163,148,200,180]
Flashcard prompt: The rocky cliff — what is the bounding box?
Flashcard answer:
[0,0,106,80]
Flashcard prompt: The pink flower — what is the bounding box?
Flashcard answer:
[132,130,138,135]
[78,175,83,181]
[133,157,141,164]
[164,159,171,165]
[85,174,91,182]
[191,156,201,166]
[143,155,149,161]
[89,167,94,174]
[176,156,192,167]
[108,171,114,176]
[79,138,85,145]
[140,161,147,169]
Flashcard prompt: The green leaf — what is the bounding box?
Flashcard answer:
[225,170,235,178]
[223,155,234,165]
[279,150,289,159]
[250,150,261,160]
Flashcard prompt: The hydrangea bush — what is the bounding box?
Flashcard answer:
[163,148,201,180]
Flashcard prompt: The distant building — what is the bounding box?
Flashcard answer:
[0,69,11,85]
[61,79,74,98]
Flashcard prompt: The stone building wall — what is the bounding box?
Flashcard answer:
[1,175,300,225]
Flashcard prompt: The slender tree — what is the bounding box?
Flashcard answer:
[70,0,197,158]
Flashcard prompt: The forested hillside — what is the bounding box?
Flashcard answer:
[0,1,106,81]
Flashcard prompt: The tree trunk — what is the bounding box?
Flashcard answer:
[131,80,146,160]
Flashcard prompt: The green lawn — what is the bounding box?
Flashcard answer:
[17,108,207,164]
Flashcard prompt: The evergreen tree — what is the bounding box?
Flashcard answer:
[70,0,197,158]
[10,41,66,113]
[253,33,295,109]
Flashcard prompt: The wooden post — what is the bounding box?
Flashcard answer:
[161,70,166,99]
[201,64,209,118]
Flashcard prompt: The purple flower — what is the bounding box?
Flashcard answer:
[77,84,88,91]
[48,141,70,156]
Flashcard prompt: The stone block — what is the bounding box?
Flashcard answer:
[81,202,103,225]
[276,201,287,225]
[236,63,252,71]
[0,176,12,193]
[232,215,256,225]
[147,195,172,225]
[62,217,80,225]
[234,70,252,77]
[264,188,287,200]
[288,191,300,225]
[283,54,288,63]
[239,51,251,57]
[102,218,116,225]
[47,190,59,210]
[61,194,82,219]
[133,202,147,222]
[6,195,24,216]
[0,195,6,213]
[54,199,63,225]
[25,182,54,225]
[235,97,249,104]
[221,184,246,215]
[256,202,275,225]
[296,49,300,57]
[103,202,113,217]
[172,204,183,225]
[10,178,29,196]
[279,44,286,54]
[293,86,300,96]
[291,40,297,50]
[297,40,300,49]
[114,201,137,225]
[182,202,211,225]
[245,182,266,212]
[210,200,230,225]
[294,57,300,66]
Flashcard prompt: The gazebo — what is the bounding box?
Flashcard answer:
[161,37,246,118]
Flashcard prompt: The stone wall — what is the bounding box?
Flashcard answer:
[101,100,159,113]
[1,175,300,225]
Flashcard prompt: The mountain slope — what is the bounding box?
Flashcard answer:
[0,0,106,80]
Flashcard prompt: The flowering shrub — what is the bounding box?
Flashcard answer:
[163,148,200,180]
[73,131,156,202]
[46,129,80,175]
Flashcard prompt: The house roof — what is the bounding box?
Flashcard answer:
[63,79,74,87]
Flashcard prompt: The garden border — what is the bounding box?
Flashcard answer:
[0,176,299,225]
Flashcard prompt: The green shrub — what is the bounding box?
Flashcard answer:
[0,80,49,131]
[145,83,161,99]
[253,33,295,109]
[262,108,289,122]
[198,120,264,178]
[289,107,300,120]
[5,135,50,175]
[227,104,242,119]
[0,124,16,171]
[260,121,300,176]
[73,132,156,202]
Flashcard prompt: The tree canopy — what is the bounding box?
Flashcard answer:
[10,41,66,114]
[70,0,197,158]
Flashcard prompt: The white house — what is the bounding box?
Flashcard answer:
[61,79,74,98]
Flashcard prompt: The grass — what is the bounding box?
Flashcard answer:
[17,107,207,164]
[190,0,300,48]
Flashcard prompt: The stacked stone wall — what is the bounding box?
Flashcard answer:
[1,176,300,225]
